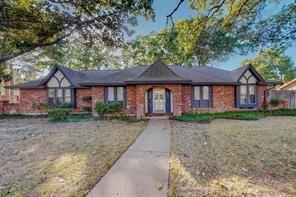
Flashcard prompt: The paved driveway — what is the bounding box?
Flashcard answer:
[88,119,171,197]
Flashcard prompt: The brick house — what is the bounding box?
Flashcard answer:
[3,60,280,118]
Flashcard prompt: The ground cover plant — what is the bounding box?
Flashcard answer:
[0,118,147,196]
[171,109,296,123]
[169,117,296,196]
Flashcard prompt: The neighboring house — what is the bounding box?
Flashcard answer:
[276,79,296,90]
[4,60,280,117]
[0,80,19,103]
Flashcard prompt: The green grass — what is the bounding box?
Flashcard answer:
[170,109,296,123]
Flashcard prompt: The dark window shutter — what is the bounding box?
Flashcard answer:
[71,89,76,108]
[165,89,171,113]
[148,89,153,113]
[104,87,108,103]
[123,87,127,109]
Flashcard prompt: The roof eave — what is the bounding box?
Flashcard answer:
[126,80,192,84]
[78,82,127,86]
[4,86,45,89]
[263,81,283,86]
[190,82,240,85]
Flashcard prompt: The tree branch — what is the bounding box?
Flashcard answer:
[0,31,74,63]
[166,0,185,18]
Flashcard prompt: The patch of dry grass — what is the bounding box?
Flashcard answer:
[0,118,147,196]
[169,117,296,197]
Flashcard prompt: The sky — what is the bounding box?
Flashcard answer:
[127,0,296,71]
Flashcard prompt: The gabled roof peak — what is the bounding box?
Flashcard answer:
[126,60,190,84]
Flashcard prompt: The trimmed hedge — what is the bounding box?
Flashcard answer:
[170,109,296,123]
[94,102,122,119]
[47,107,72,121]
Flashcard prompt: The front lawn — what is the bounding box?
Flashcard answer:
[0,118,147,196]
[169,117,296,196]
[171,109,296,123]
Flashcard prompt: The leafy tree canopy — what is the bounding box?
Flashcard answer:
[125,0,296,66]
[0,0,154,63]
[12,36,124,81]
[240,47,296,82]
[0,63,12,83]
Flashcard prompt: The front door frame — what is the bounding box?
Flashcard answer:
[153,88,165,113]
[146,87,173,115]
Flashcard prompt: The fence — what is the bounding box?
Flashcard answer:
[267,90,296,109]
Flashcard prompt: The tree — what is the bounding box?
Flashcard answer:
[0,0,154,63]
[125,0,296,66]
[0,62,12,83]
[240,47,296,82]
[12,36,124,81]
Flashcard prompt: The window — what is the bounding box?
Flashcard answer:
[240,85,248,104]
[57,89,63,105]
[65,89,71,103]
[48,89,55,105]
[106,86,125,107]
[193,86,211,108]
[117,87,124,101]
[238,70,257,106]
[48,88,71,105]
[202,86,210,107]
[249,85,256,104]
[108,87,115,101]
[194,86,200,100]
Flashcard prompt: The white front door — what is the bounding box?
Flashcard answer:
[153,88,165,112]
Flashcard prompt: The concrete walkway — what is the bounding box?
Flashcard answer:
[88,119,171,197]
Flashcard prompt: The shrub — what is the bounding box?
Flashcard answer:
[47,107,72,121]
[58,103,72,108]
[82,96,92,102]
[269,99,280,106]
[32,103,48,111]
[82,106,92,112]
[94,102,121,119]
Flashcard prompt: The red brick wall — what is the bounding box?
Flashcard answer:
[126,85,136,115]
[17,89,46,114]
[1,84,268,116]
[91,86,104,116]
[182,85,191,113]
[76,88,92,110]
[212,85,236,112]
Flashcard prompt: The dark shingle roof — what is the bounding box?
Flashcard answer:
[126,60,190,84]
[170,66,237,84]
[5,79,43,89]
[80,66,148,85]
[7,60,280,89]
